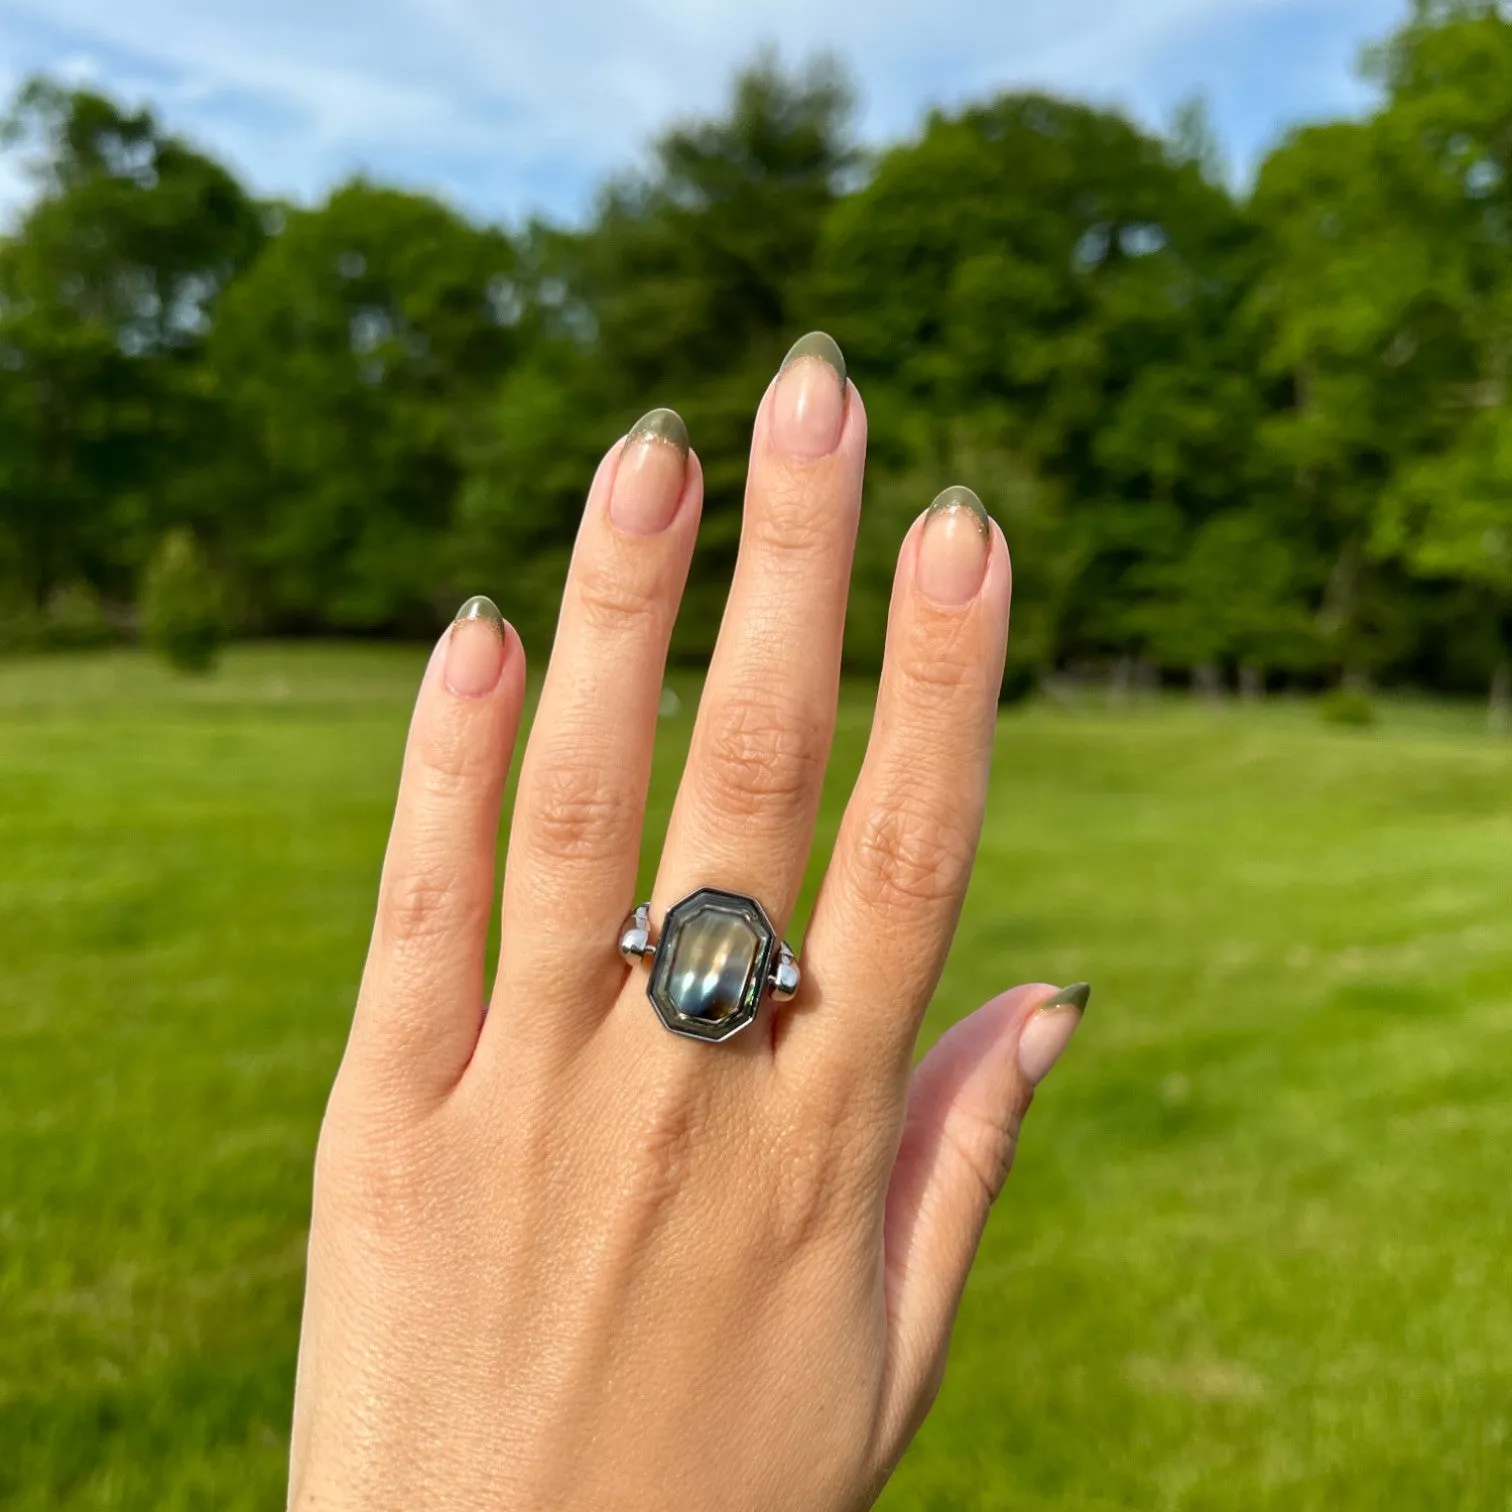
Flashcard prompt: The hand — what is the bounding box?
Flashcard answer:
[288,334,1089,1512]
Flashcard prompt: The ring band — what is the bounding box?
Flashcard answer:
[620,888,799,1044]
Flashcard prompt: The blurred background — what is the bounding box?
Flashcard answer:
[1,0,1509,1508]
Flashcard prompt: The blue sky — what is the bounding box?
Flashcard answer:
[0,0,1403,227]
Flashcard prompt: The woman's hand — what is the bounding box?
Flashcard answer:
[288,335,1088,1512]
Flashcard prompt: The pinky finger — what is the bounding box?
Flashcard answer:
[876,982,1089,1448]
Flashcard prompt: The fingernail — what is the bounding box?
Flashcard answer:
[771,332,847,459]
[917,486,991,606]
[609,409,690,535]
[1017,984,1090,1086]
[445,596,508,698]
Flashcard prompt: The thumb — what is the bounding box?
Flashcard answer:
[878,981,1090,1445]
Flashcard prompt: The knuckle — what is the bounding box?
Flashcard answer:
[938,1103,1016,1210]
[631,1092,698,1193]
[338,1148,428,1236]
[524,757,641,866]
[314,1099,445,1242]
[695,690,827,822]
[417,715,495,792]
[763,1145,831,1255]
[763,1101,870,1255]
[379,860,473,949]
[890,615,982,711]
[844,793,976,922]
[572,551,664,635]
[622,1075,721,1230]
[749,475,841,560]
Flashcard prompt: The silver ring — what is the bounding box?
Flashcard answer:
[619,887,800,1044]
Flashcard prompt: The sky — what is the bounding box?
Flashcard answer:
[0,0,1405,228]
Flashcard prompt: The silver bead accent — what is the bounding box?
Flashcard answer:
[619,902,652,963]
[771,943,801,1003]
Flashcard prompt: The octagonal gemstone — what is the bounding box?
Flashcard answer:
[665,907,761,1024]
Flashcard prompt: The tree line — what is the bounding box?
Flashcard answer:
[2,0,1511,717]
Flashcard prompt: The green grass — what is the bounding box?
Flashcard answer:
[2,646,1509,1511]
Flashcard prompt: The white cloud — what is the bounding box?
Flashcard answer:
[0,0,1398,227]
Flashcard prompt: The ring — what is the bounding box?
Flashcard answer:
[619,888,800,1044]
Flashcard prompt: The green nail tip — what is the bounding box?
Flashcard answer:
[928,485,991,533]
[1040,982,1092,1013]
[628,407,690,456]
[453,595,505,633]
[781,331,846,386]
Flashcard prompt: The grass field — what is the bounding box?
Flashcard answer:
[1,645,1509,1511]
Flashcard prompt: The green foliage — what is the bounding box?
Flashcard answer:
[586,54,858,393]
[451,349,604,652]
[204,181,522,634]
[0,585,44,651]
[1169,93,1230,187]
[1251,1,1512,706]
[1,578,116,652]
[846,424,1074,699]
[455,57,860,660]
[1130,511,1318,679]
[141,528,227,673]
[1319,686,1379,726]
[3,5,1512,697]
[43,581,113,648]
[816,88,1271,677]
[0,80,264,608]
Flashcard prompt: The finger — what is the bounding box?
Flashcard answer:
[652,334,864,941]
[877,982,1089,1445]
[790,489,1011,1077]
[351,597,525,1102]
[488,411,700,1043]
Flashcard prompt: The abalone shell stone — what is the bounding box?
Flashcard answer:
[665,907,761,1024]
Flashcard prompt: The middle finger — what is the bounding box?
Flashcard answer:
[652,334,866,946]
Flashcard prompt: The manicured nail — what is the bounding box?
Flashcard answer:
[609,408,689,535]
[772,332,847,459]
[445,596,507,698]
[1017,983,1090,1086]
[917,486,991,606]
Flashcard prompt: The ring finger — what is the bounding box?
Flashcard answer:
[796,489,1012,1089]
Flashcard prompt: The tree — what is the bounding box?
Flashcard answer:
[1248,122,1418,686]
[817,92,1264,672]
[844,422,1075,699]
[0,80,263,605]
[1361,0,1512,725]
[1169,94,1230,189]
[6,5,1512,707]
[587,54,859,394]
[1131,511,1317,688]
[205,182,523,632]
[141,528,227,673]
[459,57,861,658]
